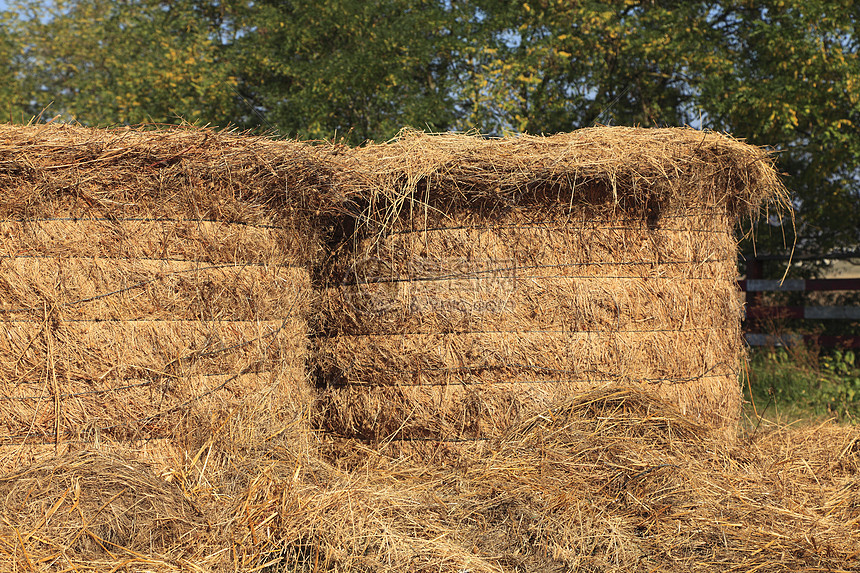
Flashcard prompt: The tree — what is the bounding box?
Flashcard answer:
[457,1,712,133]
[697,1,860,260]
[5,0,469,143]
[464,0,860,265]
[233,0,466,142]
[9,0,240,126]
[0,8,32,120]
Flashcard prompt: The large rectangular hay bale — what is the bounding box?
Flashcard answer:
[0,219,313,453]
[0,124,332,471]
[318,209,743,440]
[314,128,788,443]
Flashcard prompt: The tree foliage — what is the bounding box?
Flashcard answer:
[234,0,466,142]
[0,0,857,261]
[464,1,860,257]
[6,0,239,125]
[458,0,706,132]
[696,1,860,257]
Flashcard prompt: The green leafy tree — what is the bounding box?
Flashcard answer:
[457,0,711,133]
[697,1,860,260]
[9,0,240,126]
[465,0,860,264]
[233,0,465,142]
[0,9,32,120]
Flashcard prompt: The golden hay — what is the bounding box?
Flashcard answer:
[0,123,340,230]
[0,245,312,453]
[0,217,308,261]
[314,128,787,443]
[0,124,324,473]
[1,388,857,572]
[1,123,817,572]
[318,208,746,440]
[334,127,788,234]
[1,124,788,449]
[0,450,209,570]
[0,256,308,321]
[0,436,187,477]
[235,391,860,573]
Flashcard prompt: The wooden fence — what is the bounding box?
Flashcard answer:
[741,254,860,349]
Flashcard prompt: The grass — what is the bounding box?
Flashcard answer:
[744,345,860,424]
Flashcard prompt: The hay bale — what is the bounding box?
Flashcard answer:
[319,210,743,439]
[316,128,788,442]
[0,450,205,565]
[0,123,339,224]
[0,220,313,454]
[0,124,332,468]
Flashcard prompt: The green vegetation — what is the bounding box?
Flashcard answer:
[2,0,239,126]
[745,346,860,424]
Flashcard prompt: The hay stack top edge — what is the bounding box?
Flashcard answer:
[0,123,788,224]
[342,127,789,227]
[0,123,340,224]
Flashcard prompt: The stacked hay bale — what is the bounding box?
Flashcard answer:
[0,124,334,472]
[316,128,787,442]
[0,124,786,467]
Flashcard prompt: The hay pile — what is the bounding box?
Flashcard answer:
[2,123,821,572]
[0,450,210,570]
[0,124,787,455]
[316,128,788,442]
[237,391,860,573]
[0,389,857,572]
[0,124,332,472]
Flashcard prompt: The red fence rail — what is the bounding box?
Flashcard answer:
[741,257,860,349]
